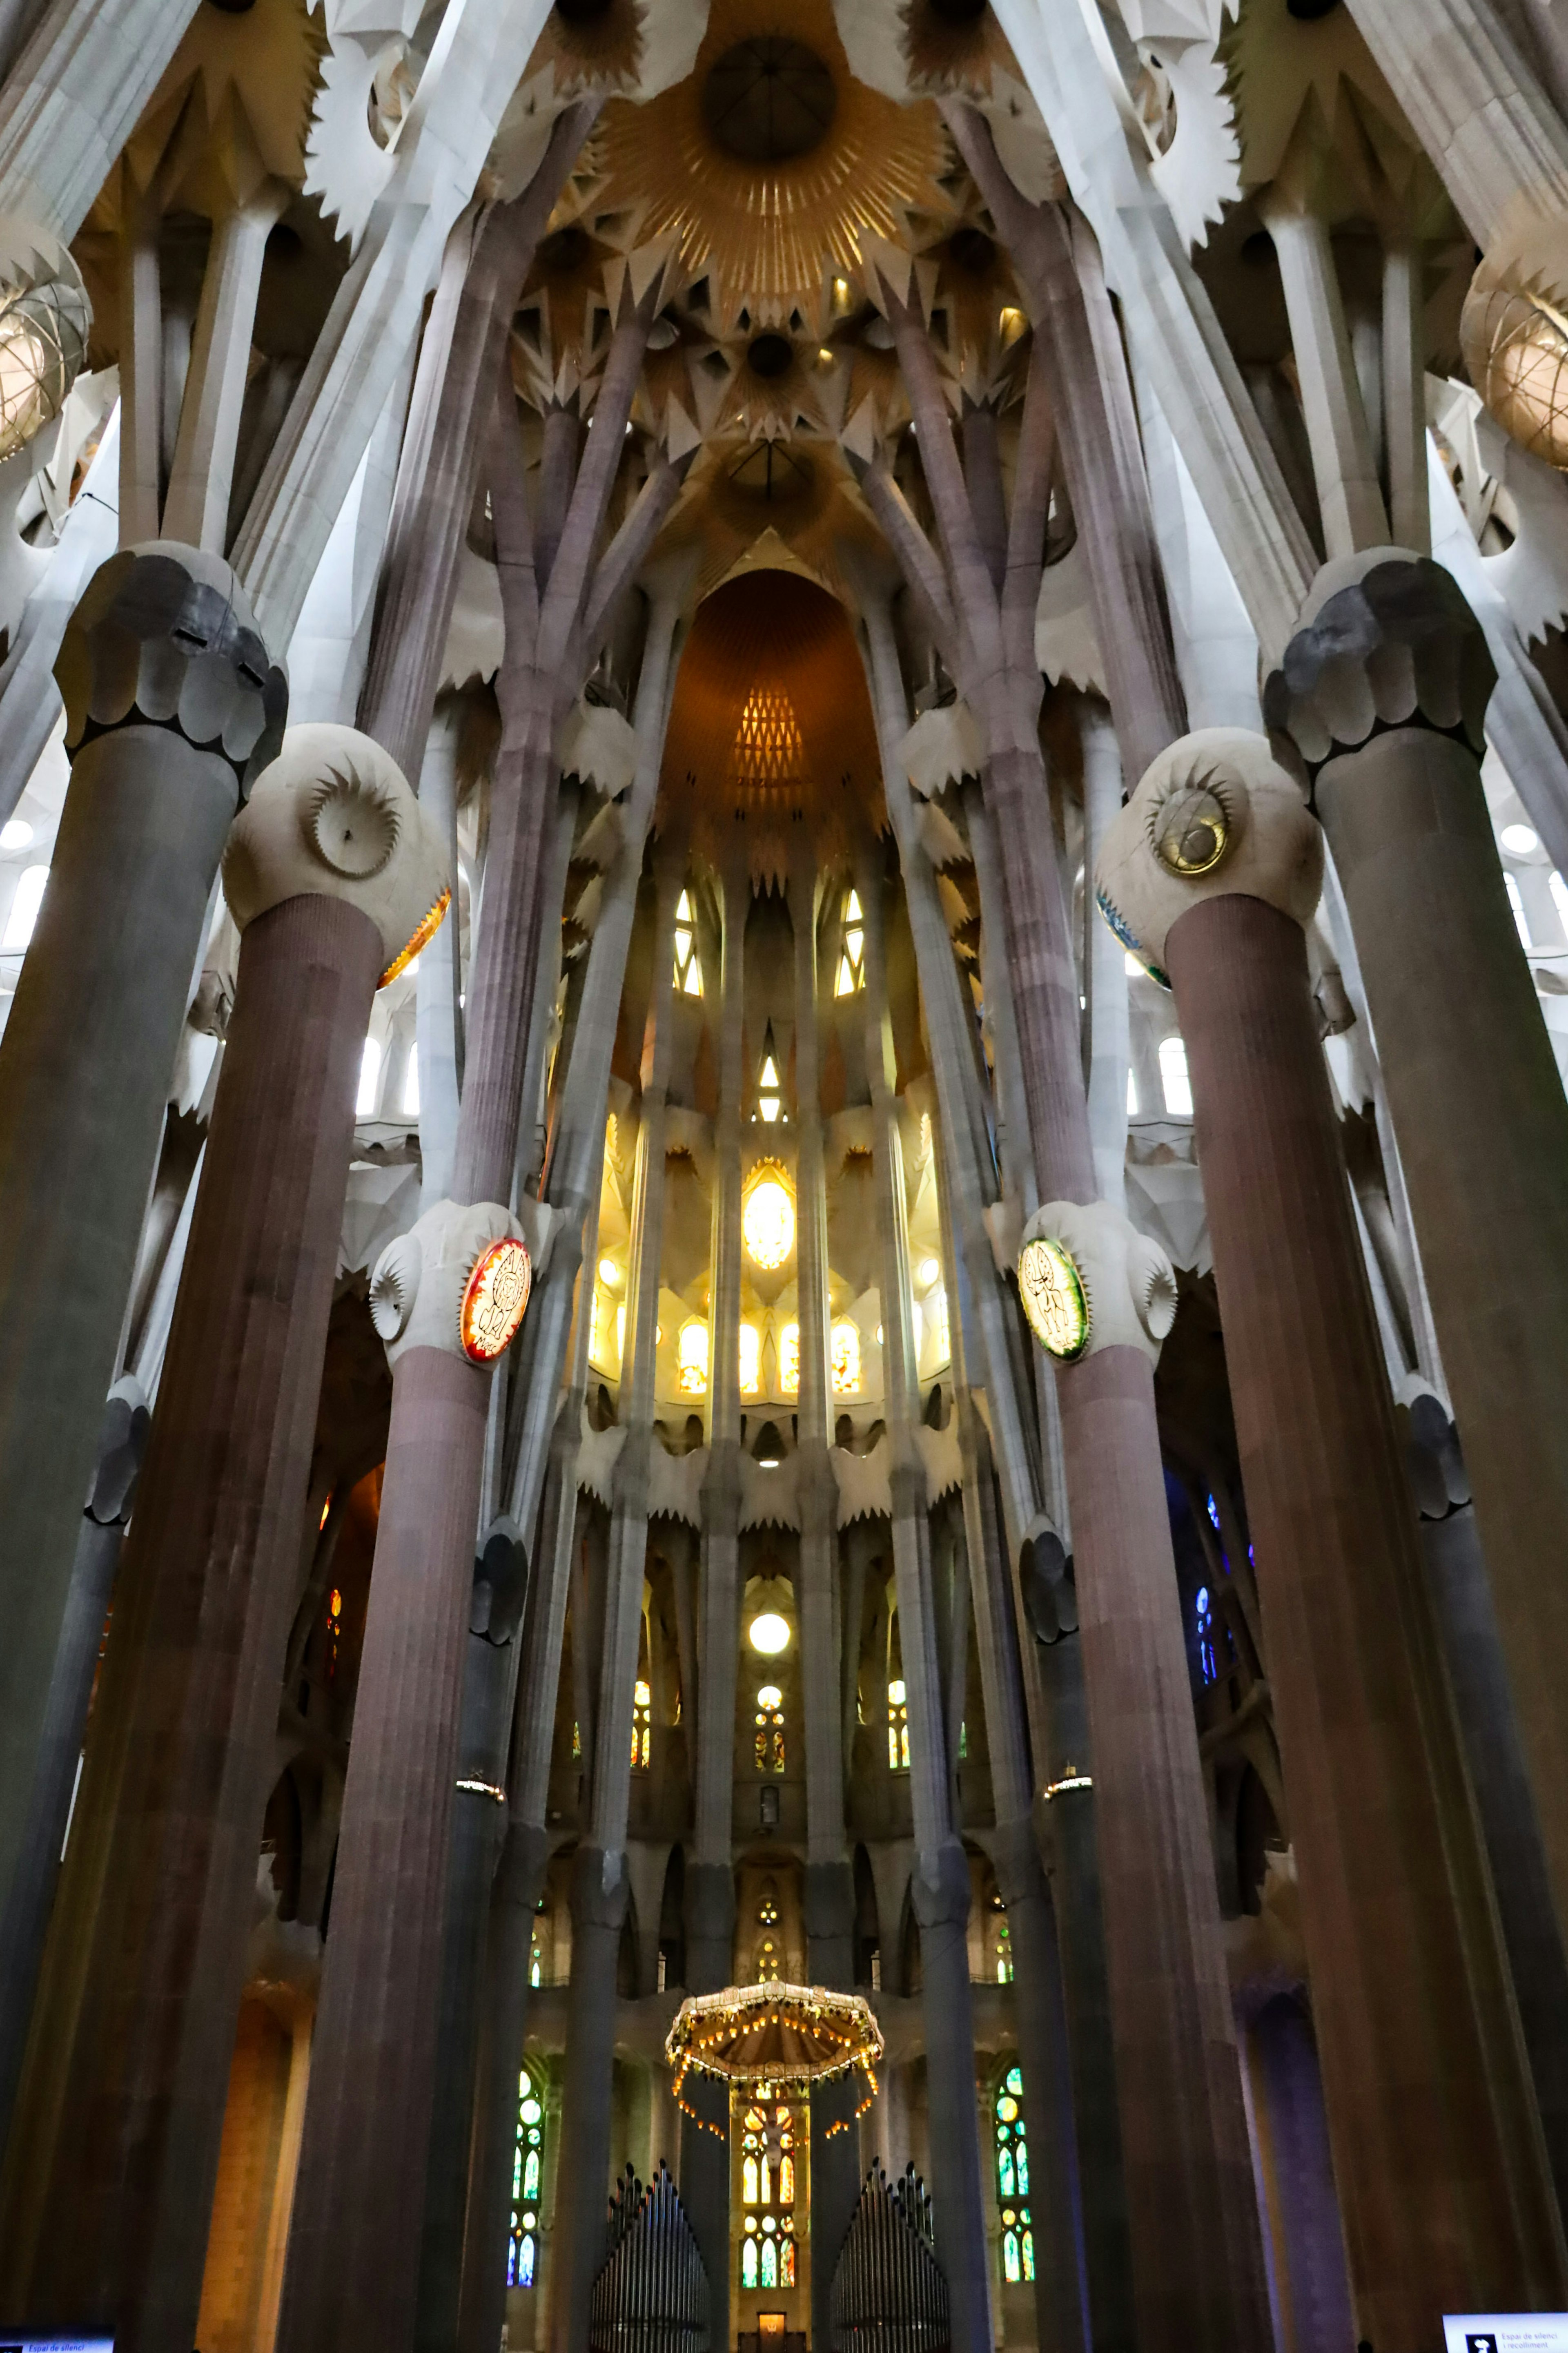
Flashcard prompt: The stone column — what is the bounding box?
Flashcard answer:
[0,1376,147,2155]
[1078,700,1129,1211]
[1265,550,1568,1971]
[1258,199,1391,562]
[1100,724,1568,2339]
[548,857,684,2353]
[0,0,203,238]
[0,543,284,2007]
[0,725,441,2337]
[855,854,994,2353]
[1406,1389,1568,2212]
[275,1195,531,2353]
[162,187,287,553]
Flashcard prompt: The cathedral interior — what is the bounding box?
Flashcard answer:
[6,1,1568,2351]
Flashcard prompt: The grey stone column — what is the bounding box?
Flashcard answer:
[1103,724,1567,2338]
[1079,700,1130,1212]
[548,855,684,2353]
[0,1376,147,2156]
[1265,550,1568,1969]
[0,543,283,2008]
[856,852,994,2353]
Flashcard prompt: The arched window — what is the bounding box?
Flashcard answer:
[755,1684,785,1774]
[1196,1586,1217,1685]
[740,2101,799,2290]
[738,1321,762,1396]
[995,1915,1013,1985]
[673,888,703,995]
[356,1035,383,1117]
[835,888,866,995]
[831,1318,861,1395]
[1158,1035,1192,1115]
[325,1586,343,1681]
[631,1678,652,1769]
[757,1025,784,1124]
[508,2063,546,2287]
[403,1045,420,1115]
[743,1162,794,1266]
[2,863,47,952]
[1506,870,1532,950]
[779,1320,800,1397]
[678,1319,709,1397]
[887,1678,909,1772]
[994,2068,1034,2284]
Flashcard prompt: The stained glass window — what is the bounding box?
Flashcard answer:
[744,1166,794,1266]
[925,1286,950,1369]
[995,2067,1033,2286]
[508,2063,545,2288]
[739,1322,762,1396]
[755,1684,785,1774]
[887,1678,909,1772]
[740,2099,799,2294]
[1196,1587,1217,1685]
[632,1678,652,1769]
[836,888,866,996]
[325,1586,342,1680]
[831,1318,861,1396]
[674,888,703,995]
[996,1918,1012,1983]
[779,1321,800,1397]
[678,1320,709,1397]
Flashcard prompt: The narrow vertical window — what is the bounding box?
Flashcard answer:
[673,887,703,995]
[994,2067,1033,2286]
[356,1036,383,1117]
[508,2065,546,2287]
[677,1319,709,1397]
[631,1678,652,1769]
[1196,1586,1217,1685]
[887,1678,909,1771]
[1158,1034,1192,1116]
[836,887,866,995]
[754,1684,785,1773]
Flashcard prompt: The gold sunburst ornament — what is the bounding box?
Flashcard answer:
[461,1240,533,1362]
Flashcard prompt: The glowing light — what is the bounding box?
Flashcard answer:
[460,1238,532,1362]
[0,819,31,850]
[599,1257,619,1287]
[1159,1036,1193,1115]
[1018,1236,1090,1362]
[757,1684,782,1707]
[749,1612,791,1655]
[831,1318,861,1395]
[739,1322,762,1395]
[743,1167,795,1268]
[1503,823,1541,855]
[678,1318,710,1396]
[998,305,1026,345]
[779,1320,800,1396]
[673,888,703,996]
[917,1256,939,1287]
[380,887,451,988]
[356,1037,382,1116]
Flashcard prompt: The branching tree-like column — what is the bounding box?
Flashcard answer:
[0,726,445,2345]
[856,259,1272,2350]
[1266,550,1568,1996]
[275,257,683,2353]
[547,853,685,2353]
[1101,724,1568,2342]
[0,544,284,2046]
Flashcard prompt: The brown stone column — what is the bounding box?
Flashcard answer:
[0,725,443,2346]
[1265,552,1568,1971]
[276,1341,493,2353]
[1102,725,1566,2340]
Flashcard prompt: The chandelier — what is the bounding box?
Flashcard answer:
[666,1981,884,2137]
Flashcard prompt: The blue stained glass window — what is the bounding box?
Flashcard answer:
[1196,1586,1218,1685]
[507,2066,545,2288]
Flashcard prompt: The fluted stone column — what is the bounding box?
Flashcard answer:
[1079,700,1129,1211]
[1258,198,1391,564]
[548,857,684,2353]
[276,1195,530,2353]
[1101,725,1568,2340]
[0,0,203,239]
[0,725,441,2340]
[0,543,284,2012]
[856,854,993,2353]
[1266,551,1568,1971]
[0,1376,147,2155]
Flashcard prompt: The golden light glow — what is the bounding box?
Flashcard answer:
[678,1318,710,1396]
[1018,1237,1090,1363]
[379,887,452,988]
[779,1320,800,1396]
[831,1318,861,1395]
[835,886,864,996]
[673,887,703,996]
[460,1239,531,1362]
[599,1257,619,1287]
[739,1321,762,1395]
[744,1165,795,1268]
[749,1611,791,1655]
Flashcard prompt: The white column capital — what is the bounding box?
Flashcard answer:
[1018,1197,1176,1369]
[370,1198,530,1369]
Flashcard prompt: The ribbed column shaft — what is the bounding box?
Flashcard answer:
[1167,889,1567,2337]
[0,894,379,2345]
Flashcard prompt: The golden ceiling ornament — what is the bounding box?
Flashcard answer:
[657,567,885,880]
[1462,229,1568,473]
[591,0,951,326]
[665,1981,884,2133]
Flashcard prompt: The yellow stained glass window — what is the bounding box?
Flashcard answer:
[631,1678,651,1771]
[831,1318,861,1395]
[673,888,702,996]
[678,1319,709,1397]
[755,1683,784,1774]
[744,1166,794,1269]
[738,1322,761,1395]
[926,1286,950,1369]
[835,887,865,996]
[888,1677,909,1772]
[779,1320,800,1396]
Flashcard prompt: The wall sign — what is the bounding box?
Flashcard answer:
[1445,2321,1568,2352]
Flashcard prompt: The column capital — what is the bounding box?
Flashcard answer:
[56,541,287,793]
[1263,551,1494,783]
[1096,727,1323,981]
[369,1198,530,1370]
[223,723,450,986]
[1017,1198,1176,1370]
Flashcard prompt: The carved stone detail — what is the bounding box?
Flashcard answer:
[369,1197,527,1369]
[1019,1197,1177,1369]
